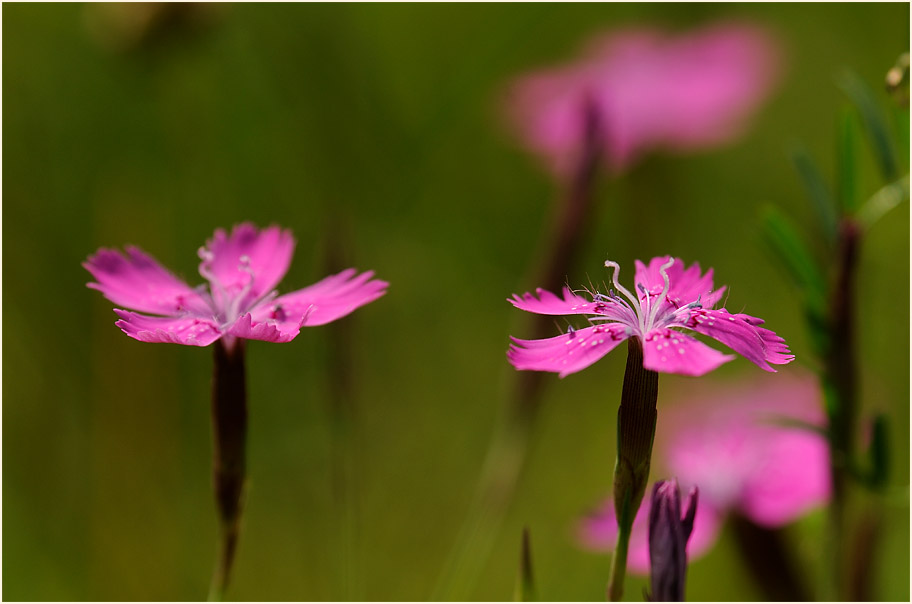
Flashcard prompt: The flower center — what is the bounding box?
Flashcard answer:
[603,257,675,334]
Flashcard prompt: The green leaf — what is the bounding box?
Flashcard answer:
[790,147,838,244]
[894,107,910,167]
[760,205,830,357]
[838,71,899,182]
[759,205,827,296]
[514,527,536,602]
[857,175,910,229]
[837,108,859,214]
[868,414,889,490]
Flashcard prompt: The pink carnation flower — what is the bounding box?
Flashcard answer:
[506,22,779,176]
[85,223,388,346]
[579,373,830,573]
[507,256,793,377]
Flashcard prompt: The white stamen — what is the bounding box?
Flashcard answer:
[604,260,640,314]
[646,257,676,330]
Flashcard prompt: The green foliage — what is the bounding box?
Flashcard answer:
[790,147,838,245]
[513,528,536,602]
[837,108,859,214]
[839,71,900,181]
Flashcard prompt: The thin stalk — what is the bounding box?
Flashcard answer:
[607,523,631,602]
[433,97,603,600]
[324,217,361,601]
[608,338,658,602]
[729,514,810,601]
[208,338,248,601]
[822,218,860,601]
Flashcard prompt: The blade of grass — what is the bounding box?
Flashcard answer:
[856,175,909,229]
[790,147,838,244]
[837,108,859,214]
[838,71,899,181]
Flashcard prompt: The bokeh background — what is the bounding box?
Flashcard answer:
[3,3,909,601]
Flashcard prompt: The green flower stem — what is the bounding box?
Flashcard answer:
[608,338,658,602]
[607,522,631,602]
[208,338,248,601]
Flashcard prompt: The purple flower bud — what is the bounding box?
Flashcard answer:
[648,479,698,602]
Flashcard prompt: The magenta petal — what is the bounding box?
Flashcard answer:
[642,329,734,376]
[683,308,794,372]
[250,269,388,329]
[114,310,222,346]
[226,313,300,344]
[200,223,295,300]
[509,287,593,315]
[85,247,211,316]
[739,428,831,526]
[506,23,778,175]
[578,490,722,574]
[508,287,635,323]
[633,256,719,310]
[507,324,630,378]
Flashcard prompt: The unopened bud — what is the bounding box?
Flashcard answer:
[648,479,698,602]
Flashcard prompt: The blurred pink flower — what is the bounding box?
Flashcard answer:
[505,22,780,176]
[578,373,830,573]
[507,256,793,377]
[85,223,388,346]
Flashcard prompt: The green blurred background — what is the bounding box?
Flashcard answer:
[3,3,909,601]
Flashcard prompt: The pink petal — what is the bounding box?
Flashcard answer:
[114,310,222,346]
[507,323,630,378]
[508,287,637,323]
[226,313,300,344]
[509,287,593,315]
[641,328,734,376]
[633,256,721,310]
[738,427,831,526]
[85,247,211,316]
[577,490,722,573]
[680,308,794,372]
[248,269,388,329]
[199,223,295,303]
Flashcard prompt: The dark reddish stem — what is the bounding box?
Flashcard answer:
[514,95,603,423]
[823,218,860,600]
[729,514,810,601]
[209,338,248,600]
[434,97,603,600]
[324,215,361,600]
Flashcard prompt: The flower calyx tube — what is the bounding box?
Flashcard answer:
[608,337,659,601]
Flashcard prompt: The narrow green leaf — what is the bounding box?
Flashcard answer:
[759,205,827,296]
[760,205,830,357]
[514,527,536,602]
[759,414,828,437]
[857,175,910,229]
[790,147,838,244]
[838,71,899,181]
[894,107,910,167]
[837,108,859,214]
[868,414,889,490]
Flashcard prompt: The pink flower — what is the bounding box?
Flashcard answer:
[660,374,831,527]
[505,22,779,176]
[507,256,793,377]
[578,373,830,573]
[85,223,388,346]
